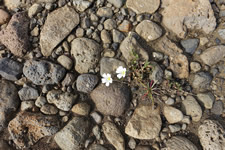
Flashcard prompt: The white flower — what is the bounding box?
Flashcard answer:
[101,73,113,86]
[116,66,126,79]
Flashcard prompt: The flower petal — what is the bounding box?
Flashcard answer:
[102,73,107,78]
[117,74,122,79]
[102,78,106,83]
[106,82,110,86]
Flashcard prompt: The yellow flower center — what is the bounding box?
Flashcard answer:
[122,71,125,76]
[107,77,111,81]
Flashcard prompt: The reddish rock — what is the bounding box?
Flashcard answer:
[8,112,60,149]
[0,9,10,25]
[0,12,29,57]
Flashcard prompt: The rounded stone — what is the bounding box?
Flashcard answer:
[71,103,90,116]
[76,74,99,93]
[57,55,73,70]
[0,9,10,25]
[40,104,58,115]
[163,106,184,124]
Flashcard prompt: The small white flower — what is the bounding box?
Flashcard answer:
[101,73,113,86]
[116,66,126,79]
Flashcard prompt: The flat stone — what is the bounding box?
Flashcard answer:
[161,0,216,38]
[54,116,90,150]
[0,80,19,132]
[100,57,126,77]
[28,3,42,18]
[120,32,149,63]
[90,82,131,117]
[23,60,66,85]
[102,122,125,150]
[97,7,113,18]
[118,20,132,32]
[182,95,202,122]
[57,55,73,70]
[0,9,10,25]
[163,106,183,124]
[71,102,90,116]
[46,90,78,111]
[88,144,107,150]
[40,5,79,56]
[198,120,225,150]
[197,92,215,109]
[18,86,39,101]
[76,74,98,93]
[8,112,60,149]
[181,39,199,54]
[40,104,58,115]
[71,38,101,74]
[190,72,212,92]
[155,36,189,78]
[135,20,162,42]
[200,45,225,66]
[0,12,29,57]
[126,0,160,14]
[0,58,23,81]
[125,105,162,139]
[73,0,92,12]
[165,136,198,150]
[107,0,125,8]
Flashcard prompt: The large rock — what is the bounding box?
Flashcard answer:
[198,120,225,150]
[0,58,23,81]
[54,116,90,150]
[120,32,149,63]
[125,105,162,139]
[135,20,162,42]
[90,82,131,117]
[76,74,99,93]
[40,5,79,56]
[46,90,77,111]
[161,0,216,38]
[23,60,66,85]
[200,45,225,66]
[102,122,125,150]
[100,57,126,77]
[126,0,160,14]
[0,12,29,57]
[182,95,202,122]
[0,80,19,132]
[71,38,101,74]
[165,136,198,150]
[8,112,60,149]
[155,36,189,78]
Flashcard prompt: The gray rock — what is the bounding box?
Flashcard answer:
[0,80,19,132]
[61,73,76,87]
[8,112,60,149]
[35,96,47,108]
[125,105,162,139]
[163,106,183,124]
[161,0,216,38]
[190,72,212,92]
[107,0,125,8]
[46,90,77,111]
[89,144,107,150]
[40,104,58,115]
[181,39,199,54]
[54,116,90,150]
[76,74,98,93]
[100,57,126,77]
[169,124,181,133]
[101,30,112,44]
[40,6,79,56]
[28,3,42,18]
[23,60,66,85]
[21,101,34,111]
[182,95,202,122]
[126,0,160,14]
[73,0,92,12]
[200,45,225,66]
[0,58,23,81]
[102,122,125,150]
[81,17,91,29]
[120,32,149,63]
[90,82,131,116]
[97,7,113,18]
[104,19,117,30]
[149,61,163,84]
[197,92,215,109]
[112,29,125,43]
[165,136,198,150]
[198,120,225,150]
[211,100,224,115]
[0,12,29,57]
[71,38,101,74]
[18,86,39,101]
[135,20,162,42]
[218,29,225,40]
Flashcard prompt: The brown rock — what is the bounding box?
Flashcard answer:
[165,136,198,150]
[0,12,29,57]
[0,9,10,25]
[90,82,131,117]
[8,112,60,149]
[161,0,216,38]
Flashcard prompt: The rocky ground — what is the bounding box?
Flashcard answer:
[0,0,225,150]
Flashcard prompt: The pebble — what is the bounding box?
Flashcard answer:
[112,29,125,43]
[190,62,201,72]
[0,9,10,25]
[92,125,101,140]
[197,92,215,109]
[76,74,99,93]
[169,124,181,133]
[76,28,85,37]
[128,138,136,149]
[20,101,34,111]
[18,86,39,101]
[165,97,175,105]
[35,96,47,108]
[57,55,73,70]
[104,19,117,30]
[73,0,92,12]
[31,26,40,36]
[40,104,58,115]
[135,145,151,150]
[107,0,125,8]
[71,102,90,116]
[163,106,183,124]
[190,72,212,92]
[182,115,191,124]
[102,49,115,57]
[62,73,76,87]
[118,20,132,32]
[211,100,224,115]
[28,3,42,18]
[149,61,163,84]
[90,111,102,124]
[152,52,164,61]
[97,7,113,18]
[101,29,112,43]
[181,39,199,54]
